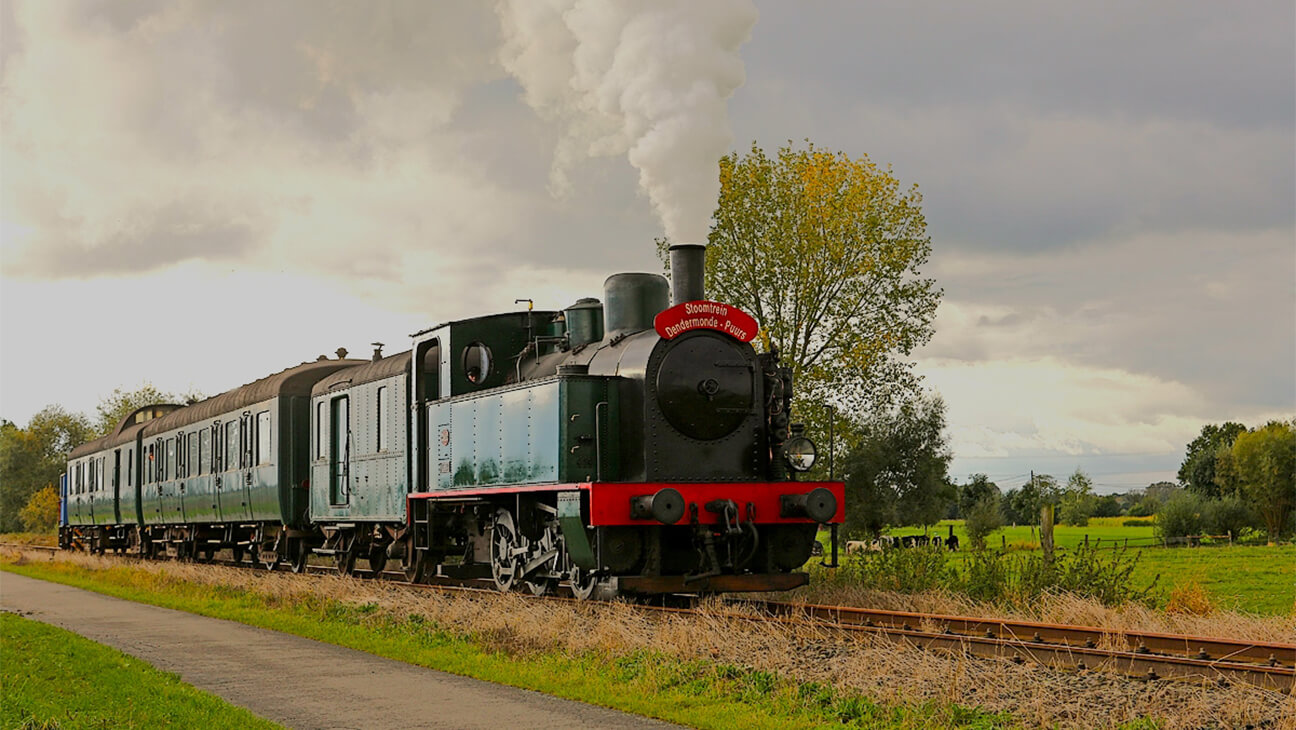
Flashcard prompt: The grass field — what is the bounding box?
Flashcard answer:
[1130,545,1295,615]
[1,612,281,730]
[868,520,1294,615]
[0,557,1016,730]
[887,517,1162,550]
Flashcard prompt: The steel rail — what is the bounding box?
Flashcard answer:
[751,601,1296,668]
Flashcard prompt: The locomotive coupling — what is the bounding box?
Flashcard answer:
[779,487,838,523]
[629,488,686,524]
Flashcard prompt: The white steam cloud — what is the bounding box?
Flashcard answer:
[496,0,757,242]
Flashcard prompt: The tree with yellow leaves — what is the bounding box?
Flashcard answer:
[677,141,941,454]
[19,485,61,533]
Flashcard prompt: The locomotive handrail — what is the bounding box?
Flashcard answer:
[594,401,608,482]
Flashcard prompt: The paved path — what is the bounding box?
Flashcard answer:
[1,572,677,729]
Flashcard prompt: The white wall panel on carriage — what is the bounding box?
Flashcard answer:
[309,372,409,523]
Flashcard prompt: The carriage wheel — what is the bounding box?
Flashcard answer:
[289,539,309,574]
[261,544,281,571]
[335,547,356,576]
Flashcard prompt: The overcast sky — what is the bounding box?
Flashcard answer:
[2,1,1292,493]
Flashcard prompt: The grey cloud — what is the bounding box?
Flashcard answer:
[731,1,1295,253]
[922,229,1295,413]
[747,1,1294,130]
[14,198,262,277]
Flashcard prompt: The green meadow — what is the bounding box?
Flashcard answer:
[871,518,1293,615]
[1,612,282,729]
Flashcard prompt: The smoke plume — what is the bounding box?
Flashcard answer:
[497,0,757,242]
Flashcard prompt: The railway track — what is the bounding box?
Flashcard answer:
[5,542,1292,692]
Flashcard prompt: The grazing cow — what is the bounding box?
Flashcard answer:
[845,540,869,555]
[946,534,960,551]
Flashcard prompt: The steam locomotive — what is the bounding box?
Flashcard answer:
[60,245,843,597]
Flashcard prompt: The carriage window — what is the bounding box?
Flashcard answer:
[462,342,491,384]
[376,387,387,452]
[146,446,153,484]
[316,401,326,458]
[127,449,134,487]
[166,438,175,481]
[187,432,198,477]
[257,411,271,465]
[225,421,238,471]
[99,457,106,491]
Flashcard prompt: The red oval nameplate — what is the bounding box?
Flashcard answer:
[653,300,759,342]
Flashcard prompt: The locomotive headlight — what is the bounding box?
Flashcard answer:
[785,436,817,472]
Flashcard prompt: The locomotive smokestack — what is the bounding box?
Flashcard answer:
[669,243,706,306]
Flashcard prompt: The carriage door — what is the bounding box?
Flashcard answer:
[112,449,122,524]
[330,396,350,506]
[90,458,101,524]
[240,412,254,519]
[210,423,224,522]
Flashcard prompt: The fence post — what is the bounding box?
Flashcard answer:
[1124,537,1128,548]
[1040,504,1055,565]
[1228,530,1233,546]
[1001,534,1006,550]
[1084,534,1089,548]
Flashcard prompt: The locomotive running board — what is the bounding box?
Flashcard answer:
[616,572,808,594]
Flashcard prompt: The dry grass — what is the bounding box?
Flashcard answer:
[9,548,1295,730]
[1164,579,1216,617]
[781,580,1294,645]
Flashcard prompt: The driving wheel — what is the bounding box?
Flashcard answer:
[490,509,521,592]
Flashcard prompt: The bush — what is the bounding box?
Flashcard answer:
[18,485,59,533]
[1092,495,1122,518]
[1155,491,1204,540]
[1201,496,1258,539]
[1122,519,1154,527]
[838,544,953,593]
[964,494,1003,549]
[958,544,1153,606]
[1126,496,1159,517]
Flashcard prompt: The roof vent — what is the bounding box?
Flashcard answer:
[335,347,349,360]
[371,342,384,362]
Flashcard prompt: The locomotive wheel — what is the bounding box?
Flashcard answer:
[568,566,598,601]
[402,551,426,583]
[490,509,521,592]
[231,543,245,564]
[368,547,387,574]
[200,546,216,563]
[524,578,556,596]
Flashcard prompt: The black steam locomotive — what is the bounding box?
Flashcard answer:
[62,245,843,598]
